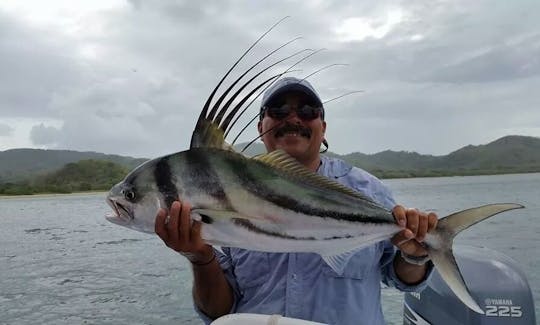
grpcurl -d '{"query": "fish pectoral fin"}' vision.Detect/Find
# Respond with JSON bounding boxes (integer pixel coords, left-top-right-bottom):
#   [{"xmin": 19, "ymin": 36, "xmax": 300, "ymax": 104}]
[
  {"xmin": 321, "ymin": 250, "xmax": 358, "ymax": 276},
  {"xmin": 213, "ymin": 246, "xmax": 225, "ymax": 255},
  {"xmin": 191, "ymin": 208, "xmax": 259, "ymax": 224}
]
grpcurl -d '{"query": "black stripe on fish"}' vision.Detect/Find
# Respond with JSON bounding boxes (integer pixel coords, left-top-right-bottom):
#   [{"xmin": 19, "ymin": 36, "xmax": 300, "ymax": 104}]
[
  {"xmin": 200, "ymin": 214, "xmax": 213, "ymax": 224},
  {"xmin": 233, "ymin": 219, "xmax": 353, "ymax": 240},
  {"xmin": 154, "ymin": 157, "xmax": 179, "ymax": 208},
  {"xmin": 233, "ymin": 218, "xmax": 314, "ymax": 240},
  {"xmin": 122, "ymin": 170, "xmax": 145, "ymax": 204},
  {"xmin": 185, "ymin": 150, "xmax": 232, "ymax": 208},
  {"xmin": 229, "ymin": 157, "xmax": 391, "ymax": 224}
]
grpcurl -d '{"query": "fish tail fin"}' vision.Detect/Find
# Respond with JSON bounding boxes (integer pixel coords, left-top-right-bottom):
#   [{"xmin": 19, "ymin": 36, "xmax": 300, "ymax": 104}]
[{"xmin": 427, "ymin": 203, "xmax": 524, "ymax": 314}]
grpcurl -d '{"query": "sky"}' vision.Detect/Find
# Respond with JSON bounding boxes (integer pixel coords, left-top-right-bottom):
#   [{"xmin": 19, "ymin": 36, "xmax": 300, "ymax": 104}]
[{"xmin": 1, "ymin": 0, "xmax": 539, "ymax": 158}]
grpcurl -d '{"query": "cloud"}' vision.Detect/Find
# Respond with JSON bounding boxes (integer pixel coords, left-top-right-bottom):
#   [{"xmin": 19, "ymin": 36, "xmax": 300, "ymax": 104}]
[
  {"xmin": 422, "ymin": 34, "xmax": 540, "ymax": 83},
  {"xmin": 0, "ymin": 12, "xmax": 85, "ymax": 119},
  {"xmin": 0, "ymin": 123, "xmax": 14, "ymax": 136},
  {"xmin": 30, "ymin": 123, "xmax": 61, "ymax": 145}
]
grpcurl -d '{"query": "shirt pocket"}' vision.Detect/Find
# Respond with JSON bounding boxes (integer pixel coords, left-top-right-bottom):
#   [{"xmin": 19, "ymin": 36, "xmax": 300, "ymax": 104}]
[
  {"xmin": 231, "ymin": 249, "xmax": 271, "ymax": 289},
  {"xmin": 321, "ymin": 246, "xmax": 380, "ymax": 280}
]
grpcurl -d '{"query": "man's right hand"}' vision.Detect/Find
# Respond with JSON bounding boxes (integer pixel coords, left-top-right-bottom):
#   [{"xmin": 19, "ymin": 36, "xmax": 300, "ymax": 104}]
[
  {"xmin": 155, "ymin": 200, "xmax": 214, "ymax": 264},
  {"xmin": 156, "ymin": 200, "xmax": 233, "ymax": 318}
]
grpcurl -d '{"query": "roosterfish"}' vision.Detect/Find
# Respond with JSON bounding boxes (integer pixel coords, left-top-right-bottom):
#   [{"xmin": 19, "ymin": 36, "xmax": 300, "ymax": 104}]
[{"xmin": 105, "ymin": 20, "xmax": 523, "ymax": 315}]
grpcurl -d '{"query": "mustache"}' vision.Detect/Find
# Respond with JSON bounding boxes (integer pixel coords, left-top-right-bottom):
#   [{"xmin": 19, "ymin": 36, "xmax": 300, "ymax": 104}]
[{"xmin": 274, "ymin": 123, "xmax": 312, "ymax": 139}]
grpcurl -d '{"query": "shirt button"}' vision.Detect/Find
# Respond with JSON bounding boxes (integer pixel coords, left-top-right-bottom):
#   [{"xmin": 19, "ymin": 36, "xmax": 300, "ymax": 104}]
[{"xmin": 292, "ymin": 274, "xmax": 297, "ymax": 280}]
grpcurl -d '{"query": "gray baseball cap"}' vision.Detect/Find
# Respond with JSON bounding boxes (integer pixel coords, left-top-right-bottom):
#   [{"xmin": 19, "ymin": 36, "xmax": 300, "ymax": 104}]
[{"xmin": 260, "ymin": 77, "xmax": 324, "ymax": 119}]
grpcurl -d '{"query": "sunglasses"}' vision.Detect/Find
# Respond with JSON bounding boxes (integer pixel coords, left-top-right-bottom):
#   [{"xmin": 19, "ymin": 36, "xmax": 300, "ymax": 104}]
[{"xmin": 263, "ymin": 104, "xmax": 323, "ymax": 121}]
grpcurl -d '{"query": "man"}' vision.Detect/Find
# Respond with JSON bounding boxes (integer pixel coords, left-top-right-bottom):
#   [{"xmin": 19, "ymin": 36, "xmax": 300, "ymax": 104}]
[{"xmin": 155, "ymin": 77, "xmax": 438, "ymax": 324}]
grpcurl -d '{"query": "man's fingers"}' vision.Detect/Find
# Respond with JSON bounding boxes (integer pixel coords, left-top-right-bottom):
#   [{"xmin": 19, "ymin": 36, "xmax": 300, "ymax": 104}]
[
  {"xmin": 167, "ymin": 201, "xmax": 181, "ymax": 241},
  {"xmin": 154, "ymin": 199, "xmax": 204, "ymax": 257},
  {"xmin": 392, "ymin": 206, "xmax": 437, "ymax": 256},
  {"xmin": 191, "ymin": 221, "xmax": 204, "ymax": 246},
  {"xmin": 428, "ymin": 212, "xmax": 438, "ymax": 232},
  {"xmin": 400, "ymin": 240, "xmax": 428, "ymax": 256},
  {"xmin": 392, "ymin": 229, "xmax": 429, "ymax": 256},
  {"xmin": 155, "ymin": 208, "xmax": 169, "ymax": 242},
  {"xmin": 391, "ymin": 229, "xmax": 414, "ymax": 246},
  {"xmin": 406, "ymin": 208, "xmax": 419, "ymax": 237},
  {"xmin": 179, "ymin": 201, "xmax": 191, "ymax": 246},
  {"xmin": 416, "ymin": 212, "xmax": 429, "ymax": 241},
  {"xmin": 392, "ymin": 205, "xmax": 407, "ymax": 227}
]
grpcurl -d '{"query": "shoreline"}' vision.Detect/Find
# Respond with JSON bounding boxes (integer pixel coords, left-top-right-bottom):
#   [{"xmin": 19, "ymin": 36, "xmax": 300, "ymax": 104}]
[
  {"xmin": 0, "ymin": 191, "xmax": 107, "ymax": 199},
  {"xmin": 2, "ymin": 171, "xmax": 540, "ymax": 198},
  {"xmin": 379, "ymin": 170, "xmax": 540, "ymax": 180}
]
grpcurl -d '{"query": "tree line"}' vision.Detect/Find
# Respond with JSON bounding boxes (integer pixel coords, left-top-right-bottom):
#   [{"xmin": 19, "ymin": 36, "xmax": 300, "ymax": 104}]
[{"xmin": 0, "ymin": 160, "xmax": 129, "ymax": 195}]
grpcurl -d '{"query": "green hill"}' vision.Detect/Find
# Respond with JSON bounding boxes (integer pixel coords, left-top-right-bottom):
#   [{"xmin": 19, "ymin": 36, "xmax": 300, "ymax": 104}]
[
  {"xmin": 1, "ymin": 135, "xmax": 539, "ymax": 195},
  {"xmin": 341, "ymin": 135, "xmax": 540, "ymax": 178},
  {"xmin": 443, "ymin": 135, "xmax": 540, "ymax": 171},
  {"xmin": 0, "ymin": 149, "xmax": 147, "ymax": 182},
  {"xmin": 0, "ymin": 159, "xmax": 129, "ymax": 195}
]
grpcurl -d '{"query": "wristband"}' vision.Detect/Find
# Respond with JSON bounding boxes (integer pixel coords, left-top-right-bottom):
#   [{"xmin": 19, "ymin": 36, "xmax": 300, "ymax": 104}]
[
  {"xmin": 399, "ymin": 251, "xmax": 431, "ymax": 266},
  {"xmin": 190, "ymin": 252, "xmax": 216, "ymax": 266}
]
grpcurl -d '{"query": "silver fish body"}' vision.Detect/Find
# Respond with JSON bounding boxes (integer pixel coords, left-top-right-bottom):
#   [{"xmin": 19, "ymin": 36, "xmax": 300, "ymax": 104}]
[{"xmin": 107, "ymin": 148, "xmax": 398, "ymax": 254}]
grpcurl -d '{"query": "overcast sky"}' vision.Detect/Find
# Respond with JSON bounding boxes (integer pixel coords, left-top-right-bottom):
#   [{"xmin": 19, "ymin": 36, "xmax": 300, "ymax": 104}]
[{"xmin": 1, "ymin": 0, "xmax": 539, "ymax": 158}]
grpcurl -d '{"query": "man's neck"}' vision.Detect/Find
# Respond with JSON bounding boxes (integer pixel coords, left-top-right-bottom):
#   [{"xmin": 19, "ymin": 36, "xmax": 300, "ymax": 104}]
[{"xmin": 299, "ymin": 155, "xmax": 322, "ymax": 172}]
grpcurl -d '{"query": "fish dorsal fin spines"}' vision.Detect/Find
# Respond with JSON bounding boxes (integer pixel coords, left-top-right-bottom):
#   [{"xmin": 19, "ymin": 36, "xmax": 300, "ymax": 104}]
[
  {"xmin": 253, "ymin": 150, "xmax": 370, "ymax": 201},
  {"xmin": 190, "ymin": 120, "xmax": 233, "ymax": 150}
]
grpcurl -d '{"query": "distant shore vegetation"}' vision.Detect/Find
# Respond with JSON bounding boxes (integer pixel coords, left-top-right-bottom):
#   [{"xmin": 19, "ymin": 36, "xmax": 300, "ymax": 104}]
[
  {"xmin": 373, "ymin": 166, "xmax": 540, "ymax": 179},
  {"xmin": 1, "ymin": 160, "xmax": 539, "ymax": 196},
  {"xmin": 1, "ymin": 135, "xmax": 539, "ymax": 196},
  {"xmin": 0, "ymin": 160, "xmax": 129, "ymax": 195}
]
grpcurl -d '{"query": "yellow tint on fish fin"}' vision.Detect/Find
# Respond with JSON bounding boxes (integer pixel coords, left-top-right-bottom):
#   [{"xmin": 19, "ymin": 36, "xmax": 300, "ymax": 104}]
[{"xmin": 190, "ymin": 120, "xmax": 234, "ymax": 150}]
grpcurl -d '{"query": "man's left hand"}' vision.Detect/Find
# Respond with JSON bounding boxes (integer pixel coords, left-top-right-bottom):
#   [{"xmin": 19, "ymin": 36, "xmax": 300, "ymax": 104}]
[{"xmin": 391, "ymin": 205, "xmax": 438, "ymax": 257}]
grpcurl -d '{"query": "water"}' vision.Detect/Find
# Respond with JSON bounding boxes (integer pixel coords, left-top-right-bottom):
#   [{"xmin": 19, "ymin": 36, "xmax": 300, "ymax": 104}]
[{"xmin": 1, "ymin": 173, "xmax": 538, "ymax": 324}]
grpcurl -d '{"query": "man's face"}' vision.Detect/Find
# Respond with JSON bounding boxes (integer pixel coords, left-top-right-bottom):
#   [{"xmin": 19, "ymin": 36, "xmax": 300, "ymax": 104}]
[{"xmin": 258, "ymin": 91, "xmax": 326, "ymax": 165}]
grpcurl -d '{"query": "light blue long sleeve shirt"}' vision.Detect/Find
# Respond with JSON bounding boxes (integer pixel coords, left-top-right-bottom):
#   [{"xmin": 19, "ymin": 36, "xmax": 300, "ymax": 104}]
[{"xmin": 196, "ymin": 156, "xmax": 433, "ymax": 325}]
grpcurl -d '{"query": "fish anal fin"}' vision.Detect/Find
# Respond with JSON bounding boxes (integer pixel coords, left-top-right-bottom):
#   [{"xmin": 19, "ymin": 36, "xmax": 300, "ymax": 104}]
[{"xmin": 321, "ymin": 250, "xmax": 358, "ymax": 276}]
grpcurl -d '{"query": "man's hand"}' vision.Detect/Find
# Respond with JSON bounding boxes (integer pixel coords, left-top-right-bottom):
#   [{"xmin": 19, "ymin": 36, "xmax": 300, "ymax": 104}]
[
  {"xmin": 155, "ymin": 200, "xmax": 214, "ymax": 264},
  {"xmin": 391, "ymin": 205, "xmax": 438, "ymax": 257},
  {"xmin": 156, "ymin": 200, "xmax": 233, "ymax": 317}
]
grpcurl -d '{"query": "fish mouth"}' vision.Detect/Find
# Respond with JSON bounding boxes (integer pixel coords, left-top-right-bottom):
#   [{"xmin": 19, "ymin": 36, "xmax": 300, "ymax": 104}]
[{"xmin": 106, "ymin": 198, "xmax": 134, "ymax": 224}]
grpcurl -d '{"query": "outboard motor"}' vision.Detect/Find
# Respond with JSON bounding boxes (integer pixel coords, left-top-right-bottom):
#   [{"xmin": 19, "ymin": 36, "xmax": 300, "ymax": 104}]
[{"xmin": 404, "ymin": 245, "xmax": 536, "ymax": 324}]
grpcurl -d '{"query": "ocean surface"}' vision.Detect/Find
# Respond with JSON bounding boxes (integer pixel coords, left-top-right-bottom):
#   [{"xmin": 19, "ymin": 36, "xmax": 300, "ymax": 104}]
[{"xmin": 1, "ymin": 173, "xmax": 538, "ymax": 324}]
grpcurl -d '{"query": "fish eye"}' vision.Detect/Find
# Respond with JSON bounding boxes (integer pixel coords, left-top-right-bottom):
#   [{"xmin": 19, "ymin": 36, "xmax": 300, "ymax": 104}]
[{"xmin": 123, "ymin": 189, "xmax": 136, "ymax": 201}]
